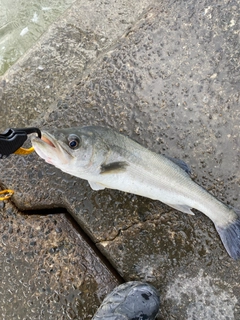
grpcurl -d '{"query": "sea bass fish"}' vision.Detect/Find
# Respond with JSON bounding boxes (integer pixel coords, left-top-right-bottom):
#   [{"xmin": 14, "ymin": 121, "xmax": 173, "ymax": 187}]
[{"xmin": 31, "ymin": 126, "xmax": 240, "ymax": 259}]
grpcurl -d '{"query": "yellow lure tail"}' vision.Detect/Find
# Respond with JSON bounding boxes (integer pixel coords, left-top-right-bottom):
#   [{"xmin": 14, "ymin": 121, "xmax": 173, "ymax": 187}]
[{"xmin": 14, "ymin": 146, "xmax": 35, "ymax": 155}]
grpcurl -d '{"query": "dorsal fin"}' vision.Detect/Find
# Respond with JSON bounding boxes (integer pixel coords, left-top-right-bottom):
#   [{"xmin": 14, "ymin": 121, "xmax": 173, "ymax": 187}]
[{"xmin": 164, "ymin": 156, "xmax": 191, "ymax": 175}]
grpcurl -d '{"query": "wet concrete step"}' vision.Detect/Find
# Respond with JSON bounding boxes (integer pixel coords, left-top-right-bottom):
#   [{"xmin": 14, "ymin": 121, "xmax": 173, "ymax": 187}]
[
  {"xmin": 1, "ymin": 0, "xmax": 240, "ymax": 319},
  {"xmin": 0, "ymin": 0, "xmax": 156, "ymax": 128},
  {"xmin": 0, "ymin": 201, "xmax": 120, "ymax": 319}
]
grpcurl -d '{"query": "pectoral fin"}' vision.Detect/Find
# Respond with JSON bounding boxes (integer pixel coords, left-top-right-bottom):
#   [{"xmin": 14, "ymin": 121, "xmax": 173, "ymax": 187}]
[
  {"xmin": 166, "ymin": 203, "xmax": 195, "ymax": 215},
  {"xmin": 100, "ymin": 161, "xmax": 128, "ymax": 174},
  {"xmin": 89, "ymin": 181, "xmax": 106, "ymax": 190}
]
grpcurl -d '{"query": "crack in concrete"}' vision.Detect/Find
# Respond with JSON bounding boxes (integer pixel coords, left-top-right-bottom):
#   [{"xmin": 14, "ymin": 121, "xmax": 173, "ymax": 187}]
[{"xmin": 96, "ymin": 214, "xmax": 164, "ymax": 244}]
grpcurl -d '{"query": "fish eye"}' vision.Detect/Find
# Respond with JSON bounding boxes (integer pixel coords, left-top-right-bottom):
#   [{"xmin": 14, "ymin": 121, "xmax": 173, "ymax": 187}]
[{"xmin": 68, "ymin": 134, "xmax": 80, "ymax": 149}]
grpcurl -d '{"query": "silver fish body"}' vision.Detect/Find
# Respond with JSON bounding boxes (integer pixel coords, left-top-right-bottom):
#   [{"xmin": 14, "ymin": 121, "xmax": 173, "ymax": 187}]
[{"xmin": 31, "ymin": 126, "xmax": 240, "ymax": 259}]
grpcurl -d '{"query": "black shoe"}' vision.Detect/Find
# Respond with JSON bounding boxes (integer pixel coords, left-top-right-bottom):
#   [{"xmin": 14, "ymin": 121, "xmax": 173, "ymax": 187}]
[{"xmin": 92, "ymin": 281, "xmax": 160, "ymax": 320}]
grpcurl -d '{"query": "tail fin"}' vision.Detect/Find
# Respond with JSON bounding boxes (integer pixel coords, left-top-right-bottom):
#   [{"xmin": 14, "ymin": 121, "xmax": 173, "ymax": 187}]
[{"xmin": 215, "ymin": 209, "xmax": 240, "ymax": 260}]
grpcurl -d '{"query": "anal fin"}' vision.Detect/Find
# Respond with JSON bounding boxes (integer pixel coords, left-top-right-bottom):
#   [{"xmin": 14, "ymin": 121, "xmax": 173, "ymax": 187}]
[
  {"xmin": 166, "ymin": 203, "xmax": 195, "ymax": 215},
  {"xmin": 89, "ymin": 181, "xmax": 106, "ymax": 191}
]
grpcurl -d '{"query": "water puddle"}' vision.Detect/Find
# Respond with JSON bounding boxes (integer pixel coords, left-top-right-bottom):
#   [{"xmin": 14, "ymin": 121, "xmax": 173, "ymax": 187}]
[{"xmin": 0, "ymin": 0, "xmax": 76, "ymax": 75}]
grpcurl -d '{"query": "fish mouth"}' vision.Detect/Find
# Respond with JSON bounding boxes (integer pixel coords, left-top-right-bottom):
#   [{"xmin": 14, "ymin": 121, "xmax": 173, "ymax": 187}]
[
  {"xmin": 40, "ymin": 134, "xmax": 56, "ymax": 148},
  {"xmin": 31, "ymin": 131, "xmax": 58, "ymax": 149},
  {"xmin": 31, "ymin": 131, "xmax": 73, "ymax": 163}
]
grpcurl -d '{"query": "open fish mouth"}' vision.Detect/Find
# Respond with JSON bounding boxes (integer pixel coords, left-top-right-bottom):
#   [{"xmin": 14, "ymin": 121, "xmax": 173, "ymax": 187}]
[
  {"xmin": 40, "ymin": 134, "xmax": 56, "ymax": 148},
  {"xmin": 31, "ymin": 131, "xmax": 60, "ymax": 164},
  {"xmin": 31, "ymin": 131, "xmax": 74, "ymax": 165}
]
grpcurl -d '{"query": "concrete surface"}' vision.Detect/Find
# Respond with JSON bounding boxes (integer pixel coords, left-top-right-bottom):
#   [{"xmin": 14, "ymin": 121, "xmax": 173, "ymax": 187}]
[
  {"xmin": 1, "ymin": 0, "xmax": 240, "ymax": 319},
  {"xmin": 0, "ymin": 201, "xmax": 120, "ymax": 319}
]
